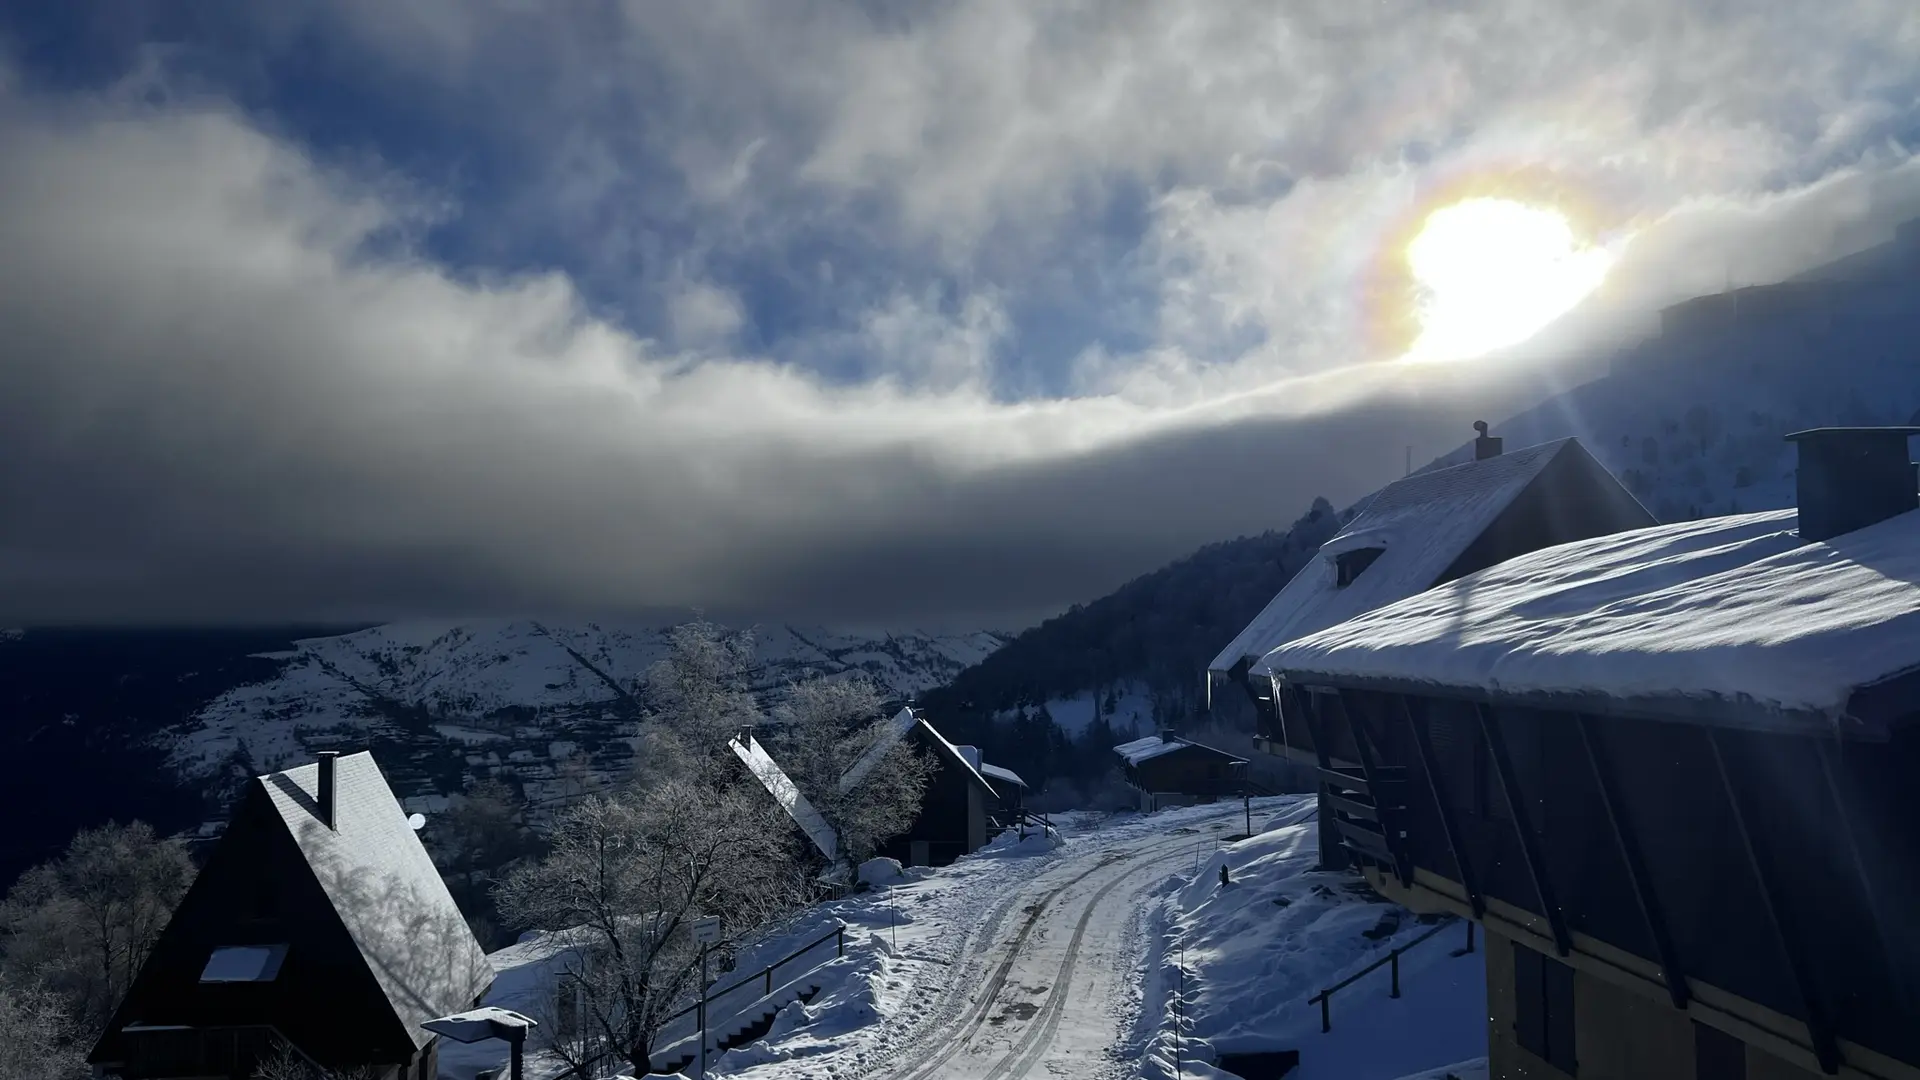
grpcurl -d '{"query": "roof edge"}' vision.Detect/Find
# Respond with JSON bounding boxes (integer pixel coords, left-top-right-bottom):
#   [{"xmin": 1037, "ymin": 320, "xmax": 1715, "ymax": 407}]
[{"xmin": 1273, "ymin": 669, "xmax": 1884, "ymax": 741}]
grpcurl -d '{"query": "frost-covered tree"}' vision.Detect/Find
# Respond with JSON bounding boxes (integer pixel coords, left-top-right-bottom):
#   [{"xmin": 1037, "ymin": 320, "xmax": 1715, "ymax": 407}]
[
  {"xmin": 0, "ymin": 821, "xmax": 195, "ymax": 1038},
  {"xmin": 0, "ymin": 977, "xmax": 86, "ymax": 1080},
  {"xmin": 768, "ymin": 677, "xmax": 932, "ymax": 866},
  {"xmin": 633, "ymin": 620, "xmax": 765, "ymax": 791},
  {"xmin": 427, "ymin": 776, "xmax": 543, "ymax": 949},
  {"xmin": 493, "ymin": 780, "xmax": 805, "ymax": 1074}
]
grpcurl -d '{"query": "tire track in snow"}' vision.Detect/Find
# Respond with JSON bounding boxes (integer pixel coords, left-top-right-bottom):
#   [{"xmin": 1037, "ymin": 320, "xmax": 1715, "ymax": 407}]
[
  {"xmin": 887, "ymin": 809, "xmax": 1240, "ymax": 1080},
  {"xmin": 888, "ymin": 855, "xmax": 1129, "ymax": 1080},
  {"xmin": 983, "ymin": 842, "xmax": 1199, "ymax": 1080}
]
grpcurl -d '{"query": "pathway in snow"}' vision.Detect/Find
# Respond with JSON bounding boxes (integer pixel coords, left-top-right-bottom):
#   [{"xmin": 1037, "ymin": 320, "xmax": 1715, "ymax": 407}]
[{"xmin": 864, "ymin": 806, "xmax": 1252, "ymax": 1080}]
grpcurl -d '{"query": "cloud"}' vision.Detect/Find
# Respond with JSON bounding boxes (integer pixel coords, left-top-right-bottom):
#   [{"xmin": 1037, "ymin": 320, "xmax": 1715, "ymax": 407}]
[{"xmin": 5, "ymin": 3, "xmax": 1920, "ymax": 629}]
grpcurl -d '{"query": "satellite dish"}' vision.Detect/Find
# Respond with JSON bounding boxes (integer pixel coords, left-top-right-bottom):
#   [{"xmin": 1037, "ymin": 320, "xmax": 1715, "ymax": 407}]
[{"xmin": 407, "ymin": 813, "xmax": 427, "ymax": 831}]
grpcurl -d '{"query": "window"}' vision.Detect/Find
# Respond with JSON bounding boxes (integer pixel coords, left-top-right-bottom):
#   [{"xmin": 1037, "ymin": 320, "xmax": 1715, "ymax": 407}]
[
  {"xmin": 1695, "ymin": 1021, "xmax": 1747, "ymax": 1080},
  {"xmin": 1334, "ymin": 547, "xmax": 1384, "ymax": 587},
  {"xmin": 1513, "ymin": 943, "xmax": 1576, "ymax": 1074},
  {"xmin": 200, "ymin": 944, "xmax": 288, "ymax": 983}
]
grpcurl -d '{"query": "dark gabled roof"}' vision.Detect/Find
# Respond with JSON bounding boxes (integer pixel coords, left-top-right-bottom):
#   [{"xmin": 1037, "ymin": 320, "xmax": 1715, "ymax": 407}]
[
  {"xmin": 262, "ymin": 752, "xmax": 494, "ymax": 1049},
  {"xmin": 1212, "ymin": 439, "xmax": 1579, "ymax": 678},
  {"xmin": 92, "ymin": 752, "xmax": 494, "ymax": 1068}
]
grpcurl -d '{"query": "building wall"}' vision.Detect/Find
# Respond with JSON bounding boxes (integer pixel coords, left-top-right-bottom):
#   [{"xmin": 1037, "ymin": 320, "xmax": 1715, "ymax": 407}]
[
  {"xmin": 1325, "ymin": 684, "xmax": 1920, "ymax": 1071},
  {"xmin": 967, "ymin": 785, "xmax": 986, "ymax": 852},
  {"xmin": 1485, "ymin": 929, "xmax": 1824, "ymax": 1080},
  {"xmin": 877, "ymin": 740, "xmax": 992, "ymax": 867},
  {"xmin": 1129, "ymin": 746, "xmax": 1244, "ymax": 798}
]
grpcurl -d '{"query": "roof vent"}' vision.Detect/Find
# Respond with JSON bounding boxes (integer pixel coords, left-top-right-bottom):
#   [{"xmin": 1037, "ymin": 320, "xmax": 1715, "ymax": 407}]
[
  {"xmin": 1783, "ymin": 427, "xmax": 1920, "ymax": 542},
  {"xmin": 1473, "ymin": 421, "xmax": 1504, "ymax": 461}
]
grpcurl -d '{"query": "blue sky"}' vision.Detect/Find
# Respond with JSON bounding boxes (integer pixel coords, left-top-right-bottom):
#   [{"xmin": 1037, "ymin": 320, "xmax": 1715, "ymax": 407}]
[{"xmin": 4, "ymin": 2, "xmax": 1920, "ymax": 629}]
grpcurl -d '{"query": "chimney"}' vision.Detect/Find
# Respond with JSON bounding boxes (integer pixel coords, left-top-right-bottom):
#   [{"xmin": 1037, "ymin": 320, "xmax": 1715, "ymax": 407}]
[
  {"xmin": 1784, "ymin": 427, "xmax": 1920, "ymax": 542},
  {"xmin": 316, "ymin": 751, "xmax": 338, "ymax": 831},
  {"xmin": 1473, "ymin": 421, "xmax": 1503, "ymax": 461},
  {"xmin": 955, "ymin": 745, "xmax": 982, "ymax": 771}
]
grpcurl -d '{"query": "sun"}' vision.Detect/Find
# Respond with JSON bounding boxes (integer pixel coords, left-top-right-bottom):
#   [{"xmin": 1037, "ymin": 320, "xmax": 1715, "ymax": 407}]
[{"xmin": 1403, "ymin": 198, "xmax": 1614, "ymax": 362}]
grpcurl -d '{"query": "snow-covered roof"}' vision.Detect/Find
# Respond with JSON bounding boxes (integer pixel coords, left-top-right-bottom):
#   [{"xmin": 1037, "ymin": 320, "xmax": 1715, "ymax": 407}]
[
  {"xmin": 838, "ymin": 706, "xmax": 919, "ymax": 794},
  {"xmin": 1113, "ymin": 736, "xmax": 1182, "ymax": 766},
  {"xmin": 260, "ymin": 752, "xmax": 494, "ymax": 1048},
  {"xmin": 1263, "ymin": 507, "xmax": 1920, "ymax": 735},
  {"xmin": 730, "ymin": 734, "xmax": 840, "ymax": 863},
  {"xmin": 979, "ymin": 762, "xmax": 1027, "ymax": 789},
  {"xmin": 1212, "ymin": 440, "xmax": 1576, "ymax": 679},
  {"xmin": 1112, "ymin": 736, "xmax": 1246, "ymax": 768},
  {"xmin": 915, "ymin": 716, "xmax": 1001, "ymax": 800},
  {"xmin": 838, "ymin": 707, "xmax": 999, "ymax": 801}
]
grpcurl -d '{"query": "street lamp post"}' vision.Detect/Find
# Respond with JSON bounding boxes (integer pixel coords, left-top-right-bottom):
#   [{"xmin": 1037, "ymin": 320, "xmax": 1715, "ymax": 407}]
[{"xmin": 422, "ymin": 1006, "xmax": 539, "ymax": 1080}]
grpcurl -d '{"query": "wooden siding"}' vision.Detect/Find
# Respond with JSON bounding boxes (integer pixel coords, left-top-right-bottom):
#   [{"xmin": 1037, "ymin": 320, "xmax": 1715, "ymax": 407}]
[{"xmin": 1314, "ymin": 686, "xmax": 1920, "ymax": 1072}]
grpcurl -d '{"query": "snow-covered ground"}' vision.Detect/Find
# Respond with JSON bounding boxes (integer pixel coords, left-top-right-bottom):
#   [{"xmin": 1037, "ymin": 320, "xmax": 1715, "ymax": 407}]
[
  {"xmin": 1025, "ymin": 682, "xmax": 1159, "ymax": 737},
  {"xmin": 1132, "ymin": 802, "xmax": 1488, "ymax": 1080},
  {"xmin": 451, "ymin": 798, "xmax": 1488, "ymax": 1080}
]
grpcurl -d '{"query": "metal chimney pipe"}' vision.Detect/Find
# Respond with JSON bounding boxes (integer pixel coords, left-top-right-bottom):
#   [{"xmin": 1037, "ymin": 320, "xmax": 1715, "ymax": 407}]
[
  {"xmin": 316, "ymin": 751, "xmax": 338, "ymax": 830},
  {"xmin": 1473, "ymin": 421, "xmax": 1504, "ymax": 461}
]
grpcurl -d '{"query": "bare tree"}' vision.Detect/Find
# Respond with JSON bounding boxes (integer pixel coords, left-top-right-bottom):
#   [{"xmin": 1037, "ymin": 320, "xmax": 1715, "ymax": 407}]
[
  {"xmin": 0, "ymin": 976, "xmax": 86, "ymax": 1080},
  {"xmin": 0, "ymin": 821, "xmax": 196, "ymax": 1037},
  {"xmin": 249, "ymin": 1037, "xmax": 384, "ymax": 1080},
  {"xmin": 493, "ymin": 779, "xmax": 805, "ymax": 1074},
  {"xmin": 769, "ymin": 677, "xmax": 933, "ymax": 866}
]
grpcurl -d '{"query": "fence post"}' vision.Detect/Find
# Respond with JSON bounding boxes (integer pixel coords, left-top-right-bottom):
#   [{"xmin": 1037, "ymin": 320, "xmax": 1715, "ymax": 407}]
[
  {"xmin": 1466, "ymin": 921, "xmax": 1476, "ymax": 954},
  {"xmin": 1320, "ymin": 994, "xmax": 1330, "ymax": 1033},
  {"xmin": 836, "ymin": 925, "xmax": 845, "ymax": 958},
  {"xmin": 1390, "ymin": 950, "xmax": 1401, "ymax": 999},
  {"xmin": 766, "ymin": 966, "xmax": 773, "ymax": 996}
]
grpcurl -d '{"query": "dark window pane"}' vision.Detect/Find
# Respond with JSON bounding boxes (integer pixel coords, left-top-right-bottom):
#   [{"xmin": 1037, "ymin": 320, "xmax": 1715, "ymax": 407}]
[
  {"xmin": 1514, "ymin": 942, "xmax": 1546, "ymax": 1058},
  {"xmin": 1545, "ymin": 956, "xmax": 1578, "ymax": 1075},
  {"xmin": 1695, "ymin": 1021, "xmax": 1747, "ymax": 1080}
]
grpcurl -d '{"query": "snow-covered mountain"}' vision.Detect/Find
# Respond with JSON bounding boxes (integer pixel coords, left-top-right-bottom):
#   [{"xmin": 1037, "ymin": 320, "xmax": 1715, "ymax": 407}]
[{"xmin": 166, "ymin": 619, "xmax": 1007, "ymax": 815}]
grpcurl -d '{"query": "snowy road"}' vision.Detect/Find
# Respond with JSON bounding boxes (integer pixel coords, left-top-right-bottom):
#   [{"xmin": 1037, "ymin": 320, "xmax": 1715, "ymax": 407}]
[{"xmin": 868, "ymin": 806, "xmax": 1250, "ymax": 1080}]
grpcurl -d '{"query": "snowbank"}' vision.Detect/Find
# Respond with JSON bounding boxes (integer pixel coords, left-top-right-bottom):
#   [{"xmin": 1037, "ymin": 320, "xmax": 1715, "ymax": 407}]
[
  {"xmin": 1135, "ymin": 802, "xmax": 1486, "ymax": 1080},
  {"xmin": 858, "ymin": 857, "xmax": 904, "ymax": 886}
]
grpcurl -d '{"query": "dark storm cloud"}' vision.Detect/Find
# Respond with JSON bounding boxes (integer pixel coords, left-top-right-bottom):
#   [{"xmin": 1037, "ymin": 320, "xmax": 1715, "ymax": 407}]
[{"xmin": 6, "ymin": 1, "xmax": 1920, "ymax": 630}]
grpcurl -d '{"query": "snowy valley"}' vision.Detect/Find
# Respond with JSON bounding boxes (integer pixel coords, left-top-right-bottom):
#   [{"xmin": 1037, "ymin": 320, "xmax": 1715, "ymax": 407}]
[{"xmin": 167, "ymin": 620, "xmax": 1009, "ymax": 818}]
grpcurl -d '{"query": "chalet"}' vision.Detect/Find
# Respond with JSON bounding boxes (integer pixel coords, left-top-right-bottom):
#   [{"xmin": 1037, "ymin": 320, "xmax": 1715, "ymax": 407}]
[
  {"xmin": 950, "ymin": 743, "xmax": 1030, "ymax": 827},
  {"xmin": 1206, "ymin": 426, "xmax": 1654, "ymax": 792},
  {"xmin": 1112, "ymin": 734, "xmax": 1248, "ymax": 812},
  {"xmin": 849, "ymin": 707, "xmax": 1002, "ymax": 867},
  {"xmin": 1260, "ymin": 427, "xmax": 1920, "ymax": 1080},
  {"xmin": 89, "ymin": 751, "xmax": 494, "ymax": 1080}
]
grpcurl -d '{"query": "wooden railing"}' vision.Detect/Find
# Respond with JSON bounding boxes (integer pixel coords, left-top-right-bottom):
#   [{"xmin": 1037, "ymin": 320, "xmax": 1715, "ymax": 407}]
[
  {"xmin": 550, "ymin": 923, "xmax": 850, "ymax": 1080},
  {"xmin": 1307, "ymin": 917, "xmax": 1472, "ymax": 1032},
  {"xmin": 656, "ymin": 922, "xmax": 847, "ymax": 1034}
]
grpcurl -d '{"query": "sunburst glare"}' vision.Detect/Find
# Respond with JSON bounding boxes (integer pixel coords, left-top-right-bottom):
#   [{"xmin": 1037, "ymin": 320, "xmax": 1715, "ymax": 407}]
[{"xmin": 1404, "ymin": 197, "xmax": 1615, "ymax": 362}]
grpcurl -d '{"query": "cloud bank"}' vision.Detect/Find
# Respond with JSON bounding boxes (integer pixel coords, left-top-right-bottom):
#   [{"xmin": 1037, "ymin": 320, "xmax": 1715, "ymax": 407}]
[{"xmin": 3, "ymin": 3, "xmax": 1920, "ymax": 629}]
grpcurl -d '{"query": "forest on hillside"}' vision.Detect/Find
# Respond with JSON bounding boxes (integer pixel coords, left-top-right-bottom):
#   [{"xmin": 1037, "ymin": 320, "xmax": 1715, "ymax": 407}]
[{"xmin": 917, "ymin": 497, "xmax": 1350, "ymax": 797}]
